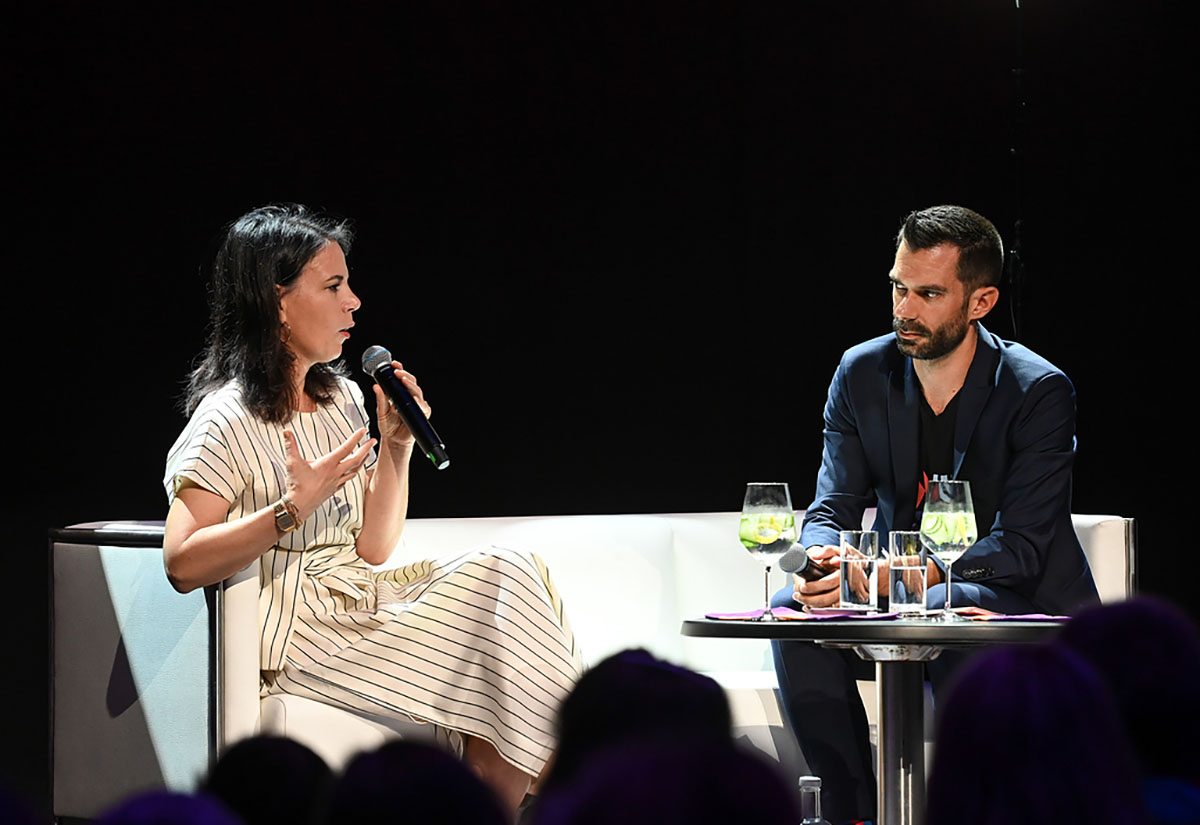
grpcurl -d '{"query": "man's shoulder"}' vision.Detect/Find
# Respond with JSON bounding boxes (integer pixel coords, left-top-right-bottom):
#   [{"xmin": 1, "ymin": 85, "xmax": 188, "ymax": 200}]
[
  {"xmin": 984, "ymin": 328, "xmax": 1074, "ymax": 390},
  {"xmin": 836, "ymin": 332, "xmax": 904, "ymax": 376},
  {"xmin": 829, "ymin": 326, "xmax": 1074, "ymax": 390}
]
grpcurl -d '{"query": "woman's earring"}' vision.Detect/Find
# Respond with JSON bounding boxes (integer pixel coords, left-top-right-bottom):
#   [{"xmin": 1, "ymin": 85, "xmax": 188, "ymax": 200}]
[{"xmin": 281, "ymin": 322, "xmax": 292, "ymax": 344}]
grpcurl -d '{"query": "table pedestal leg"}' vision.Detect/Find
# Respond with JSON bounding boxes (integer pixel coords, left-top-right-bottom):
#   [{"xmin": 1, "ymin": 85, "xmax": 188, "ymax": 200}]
[{"xmin": 875, "ymin": 660, "xmax": 926, "ymax": 825}]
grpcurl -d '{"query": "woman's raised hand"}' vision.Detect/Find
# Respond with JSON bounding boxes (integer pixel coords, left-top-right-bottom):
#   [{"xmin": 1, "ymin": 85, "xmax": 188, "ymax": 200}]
[{"xmin": 282, "ymin": 427, "xmax": 376, "ymax": 522}]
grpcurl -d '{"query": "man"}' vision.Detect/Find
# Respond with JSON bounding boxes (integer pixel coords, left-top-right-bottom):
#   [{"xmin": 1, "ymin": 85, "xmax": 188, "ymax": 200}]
[{"xmin": 771, "ymin": 205, "xmax": 1099, "ymax": 824}]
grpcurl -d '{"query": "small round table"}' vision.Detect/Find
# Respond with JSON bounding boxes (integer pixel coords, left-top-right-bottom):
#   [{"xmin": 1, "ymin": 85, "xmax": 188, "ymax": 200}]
[{"xmin": 681, "ymin": 616, "xmax": 1065, "ymax": 825}]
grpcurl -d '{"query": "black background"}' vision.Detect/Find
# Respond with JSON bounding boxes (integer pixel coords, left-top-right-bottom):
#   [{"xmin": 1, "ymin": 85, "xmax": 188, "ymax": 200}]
[{"xmin": 6, "ymin": 1, "xmax": 1193, "ymax": 817}]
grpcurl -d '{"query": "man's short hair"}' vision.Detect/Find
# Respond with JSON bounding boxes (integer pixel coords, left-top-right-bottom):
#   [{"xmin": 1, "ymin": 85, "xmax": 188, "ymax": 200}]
[{"xmin": 896, "ymin": 205, "xmax": 1004, "ymax": 294}]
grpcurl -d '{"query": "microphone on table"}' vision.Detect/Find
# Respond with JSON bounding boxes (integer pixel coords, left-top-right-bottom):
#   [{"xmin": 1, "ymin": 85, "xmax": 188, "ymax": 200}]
[
  {"xmin": 778, "ymin": 543, "xmax": 832, "ymax": 581},
  {"xmin": 361, "ymin": 345, "xmax": 450, "ymax": 470}
]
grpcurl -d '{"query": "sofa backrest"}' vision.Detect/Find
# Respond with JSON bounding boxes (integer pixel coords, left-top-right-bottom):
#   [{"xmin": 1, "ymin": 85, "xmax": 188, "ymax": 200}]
[{"xmin": 390, "ymin": 511, "xmax": 1136, "ymax": 676}]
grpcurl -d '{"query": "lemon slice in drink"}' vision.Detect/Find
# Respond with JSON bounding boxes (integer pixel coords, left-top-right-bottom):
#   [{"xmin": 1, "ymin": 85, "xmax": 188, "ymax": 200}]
[
  {"xmin": 739, "ymin": 513, "xmax": 793, "ymax": 548},
  {"xmin": 753, "ymin": 523, "xmax": 781, "ymax": 543},
  {"xmin": 920, "ymin": 512, "xmax": 949, "ymax": 543},
  {"xmin": 921, "ymin": 512, "xmax": 976, "ymax": 544}
]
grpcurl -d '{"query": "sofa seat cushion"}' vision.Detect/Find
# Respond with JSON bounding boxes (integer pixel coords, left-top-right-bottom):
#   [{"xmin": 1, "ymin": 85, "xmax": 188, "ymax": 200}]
[{"xmin": 258, "ymin": 694, "xmax": 460, "ymax": 770}]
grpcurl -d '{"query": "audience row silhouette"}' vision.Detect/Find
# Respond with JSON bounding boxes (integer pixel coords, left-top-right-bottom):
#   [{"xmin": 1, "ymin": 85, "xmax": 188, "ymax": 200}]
[
  {"xmin": 926, "ymin": 595, "xmax": 1199, "ymax": 825},
  {"xmin": 12, "ymin": 596, "xmax": 1195, "ymax": 825},
  {"xmin": 1058, "ymin": 597, "xmax": 1200, "ymax": 825}
]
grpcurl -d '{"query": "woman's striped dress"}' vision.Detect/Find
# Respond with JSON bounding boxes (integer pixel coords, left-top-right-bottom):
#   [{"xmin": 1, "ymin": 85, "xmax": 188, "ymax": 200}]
[{"xmin": 164, "ymin": 377, "xmax": 582, "ymax": 776}]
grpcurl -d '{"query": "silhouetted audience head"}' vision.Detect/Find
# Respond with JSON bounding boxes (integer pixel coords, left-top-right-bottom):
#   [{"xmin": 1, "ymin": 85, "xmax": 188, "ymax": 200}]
[
  {"xmin": 1057, "ymin": 596, "xmax": 1200, "ymax": 785},
  {"xmin": 326, "ymin": 739, "xmax": 506, "ymax": 825},
  {"xmin": 95, "ymin": 789, "xmax": 242, "ymax": 825},
  {"xmin": 541, "ymin": 648, "xmax": 732, "ymax": 794},
  {"xmin": 926, "ymin": 643, "xmax": 1147, "ymax": 825},
  {"xmin": 202, "ymin": 735, "xmax": 333, "ymax": 825},
  {"xmin": 532, "ymin": 739, "xmax": 799, "ymax": 825}
]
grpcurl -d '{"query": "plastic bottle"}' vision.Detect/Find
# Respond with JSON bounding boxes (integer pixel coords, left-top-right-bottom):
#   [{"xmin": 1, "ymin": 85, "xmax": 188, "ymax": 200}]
[{"xmin": 799, "ymin": 775, "xmax": 832, "ymax": 825}]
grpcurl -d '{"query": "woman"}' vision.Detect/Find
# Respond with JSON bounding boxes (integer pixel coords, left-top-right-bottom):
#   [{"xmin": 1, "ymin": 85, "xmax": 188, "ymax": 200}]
[{"xmin": 163, "ymin": 204, "xmax": 581, "ymax": 817}]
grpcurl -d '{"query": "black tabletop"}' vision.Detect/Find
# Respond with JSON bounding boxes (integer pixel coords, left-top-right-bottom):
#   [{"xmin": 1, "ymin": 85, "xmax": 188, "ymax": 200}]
[{"xmin": 681, "ymin": 616, "xmax": 1065, "ymax": 647}]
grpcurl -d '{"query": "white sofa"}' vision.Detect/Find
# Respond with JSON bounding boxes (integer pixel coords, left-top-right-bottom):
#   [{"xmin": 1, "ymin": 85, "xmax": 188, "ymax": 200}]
[{"xmin": 50, "ymin": 512, "xmax": 1135, "ymax": 819}]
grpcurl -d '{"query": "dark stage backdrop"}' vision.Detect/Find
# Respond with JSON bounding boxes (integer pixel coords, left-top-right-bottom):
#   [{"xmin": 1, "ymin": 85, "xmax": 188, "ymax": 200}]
[{"xmin": 8, "ymin": 0, "xmax": 1191, "ymax": 817}]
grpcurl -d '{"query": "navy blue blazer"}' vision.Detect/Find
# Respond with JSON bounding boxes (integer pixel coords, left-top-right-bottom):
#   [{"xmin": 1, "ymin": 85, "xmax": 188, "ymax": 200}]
[{"xmin": 800, "ymin": 323, "xmax": 1100, "ymax": 615}]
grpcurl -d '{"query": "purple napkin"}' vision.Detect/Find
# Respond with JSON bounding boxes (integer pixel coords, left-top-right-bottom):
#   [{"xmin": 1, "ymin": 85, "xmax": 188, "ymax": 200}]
[
  {"xmin": 705, "ymin": 607, "xmax": 899, "ymax": 621},
  {"xmin": 968, "ymin": 612, "xmax": 1069, "ymax": 622},
  {"xmin": 704, "ymin": 607, "xmax": 802, "ymax": 620}
]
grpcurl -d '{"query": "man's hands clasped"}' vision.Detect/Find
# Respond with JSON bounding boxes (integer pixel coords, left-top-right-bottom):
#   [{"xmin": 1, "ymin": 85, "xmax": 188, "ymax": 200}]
[
  {"xmin": 791, "ymin": 544, "xmax": 893, "ymax": 609},
  {"xmin": 791, "ymin": 545, "xmax": 842, "ymax": 609}
]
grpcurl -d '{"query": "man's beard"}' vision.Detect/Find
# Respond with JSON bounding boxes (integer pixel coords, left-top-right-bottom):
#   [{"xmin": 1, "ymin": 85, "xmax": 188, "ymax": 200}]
[{"xmin": 893, "ymin": 312, "xmax": 969, "ymax": 360}]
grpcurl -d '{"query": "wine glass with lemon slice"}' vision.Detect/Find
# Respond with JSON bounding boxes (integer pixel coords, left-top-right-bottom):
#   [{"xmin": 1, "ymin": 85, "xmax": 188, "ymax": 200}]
[
  {"xmin": 739, "ymin": 482, "xmax": 797, "ymax": 621},
  {"xmin": 919, "ymin": 477, "xmax": 977, "ymax": 623}
]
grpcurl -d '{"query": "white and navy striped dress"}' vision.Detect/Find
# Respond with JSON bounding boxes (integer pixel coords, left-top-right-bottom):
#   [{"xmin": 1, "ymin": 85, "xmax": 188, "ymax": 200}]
[{"xmin": 164, "ymin": 377, "xmax": 582, "ymax": 776}]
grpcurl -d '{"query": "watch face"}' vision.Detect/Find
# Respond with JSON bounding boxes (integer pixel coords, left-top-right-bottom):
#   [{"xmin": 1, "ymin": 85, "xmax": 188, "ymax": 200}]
[{"xmin": 275, "ymin": 502, "xmax": 297, "ymax": 531}]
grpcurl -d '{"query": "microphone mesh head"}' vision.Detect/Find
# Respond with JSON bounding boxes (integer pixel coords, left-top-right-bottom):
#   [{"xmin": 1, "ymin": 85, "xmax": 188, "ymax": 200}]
[
  {"xmin": 778, "ymin": 544, "xmax": 809, "ymax": 574},
  {"xmin": 362, "ymin": 345, "xmax": 392, "ymax": 375}
]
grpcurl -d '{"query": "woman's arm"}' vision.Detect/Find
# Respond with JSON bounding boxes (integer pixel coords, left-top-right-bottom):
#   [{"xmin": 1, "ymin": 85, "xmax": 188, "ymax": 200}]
[
  {"xmin": 355, "ymin": 363, "xmax": 428, "ymax": 566},
  {"xmin": 164, "ymin": 427, "xmax": 376, "ymax": 592},
  {"xmin": 164, "ymin": 485, "xmax": 283, "ymax": 593}
]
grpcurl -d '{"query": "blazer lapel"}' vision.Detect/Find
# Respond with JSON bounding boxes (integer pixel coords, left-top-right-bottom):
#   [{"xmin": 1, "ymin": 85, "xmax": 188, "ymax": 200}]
[
  {"xmin": 889, "ymin": 354, "xmax": 921, "ymax": 525},
  {"xmin": 953, "ymin": 323, "xmax": 1000, "ymax": 478}
]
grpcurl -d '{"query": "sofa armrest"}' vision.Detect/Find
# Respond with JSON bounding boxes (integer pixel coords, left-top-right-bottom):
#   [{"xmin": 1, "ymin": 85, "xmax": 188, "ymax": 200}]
[
  {"xmin": 218, "ymin": 563, "xmax": 260, "ymax": 749},
  {"xmin": 1071, "ymin": 514, "xmax": 1136, "ymax": 602},
  {"xmin": 50, "ymin": 523, "xmax": 212, "ymax": 818}
]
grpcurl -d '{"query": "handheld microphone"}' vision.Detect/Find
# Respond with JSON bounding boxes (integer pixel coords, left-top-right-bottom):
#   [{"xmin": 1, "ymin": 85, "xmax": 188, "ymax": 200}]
[
  {"xmin": 362, "ymin": 345, "xmax": 450, "ymax": 470},
  {"xmin": 778, "ymin": 543, "xmax": 831, "ymax": 581}
]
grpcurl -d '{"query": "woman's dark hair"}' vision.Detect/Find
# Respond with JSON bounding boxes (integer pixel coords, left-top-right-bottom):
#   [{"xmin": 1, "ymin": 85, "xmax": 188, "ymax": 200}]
[
  {"xmin": 201, "ymin": 735, "xmax": 334, "ymax": 825},
  {"xmin": 541, "ymin": 648, "xmax": 732, "ymax": 794},
  {"xmin": 926, "ymin": 643, "xmax": 1147, "ymax": 825},
  {"xmin": 185, "ymin": 203, "xmax": 354, "ymax": 423},
  {"xmin": 531, "ymin": 739, "xmax": 799, "ymax": 825},
  {"xmin": 94, "ymin": 789, "xmax": 242, "ymax": 825},
  {"xmin": 327, "ymin": 739, "xmax": 507, "ymax": 825},
  {"xmin": 1057, "ymin": 596, "xmax": 1200, "ymax": 783}
]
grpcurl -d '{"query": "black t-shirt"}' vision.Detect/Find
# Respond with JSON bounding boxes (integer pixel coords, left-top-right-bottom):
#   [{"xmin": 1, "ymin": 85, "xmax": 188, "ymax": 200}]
[{"xmin": 915, "ymin": 391, "xmax": 959, "ymax": 520}]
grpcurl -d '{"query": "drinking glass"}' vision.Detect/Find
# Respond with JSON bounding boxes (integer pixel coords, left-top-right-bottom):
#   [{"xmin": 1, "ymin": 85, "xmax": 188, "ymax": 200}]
[
  {"xmin": 919, "ymin": 477, "xmax": 978, "ymax": 622},
  {"xmin": 739, "ymin": 482, "xmax": 797, "ymax": 621},
  {"xmin": 838, "ymin": 530, "xmax": 879, "ymax": 610},
  {"xmin": 888, "ymin": 531, "xmax": 927, "ymax": 614}
]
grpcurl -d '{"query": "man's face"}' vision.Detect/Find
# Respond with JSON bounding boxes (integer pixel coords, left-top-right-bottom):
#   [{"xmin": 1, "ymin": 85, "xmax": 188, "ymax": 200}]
[{"xmin": 890, "ymin": 241, "xmax": 971, "ymax": 360}]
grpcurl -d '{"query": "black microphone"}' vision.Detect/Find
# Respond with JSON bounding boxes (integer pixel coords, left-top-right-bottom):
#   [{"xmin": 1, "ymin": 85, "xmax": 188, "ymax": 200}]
[
  {"xmin": 778, "ymin": 543, "xmax": 830, "ymax": 581},
  {"xmin": 362, "ymin": 346, "xmax": 450, "ymax": 470}
]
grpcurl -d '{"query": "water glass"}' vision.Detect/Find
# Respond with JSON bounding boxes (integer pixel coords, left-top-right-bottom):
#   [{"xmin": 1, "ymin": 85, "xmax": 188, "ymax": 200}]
[
  {"xmin": 839, "ymin": 530, "xmax": 879, "ymax": 610},
  {"xmin": 888, "ymin": 531, "xmax": 926, "ymax": 614}
]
